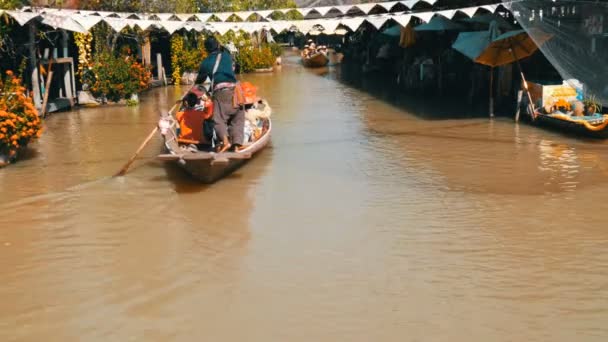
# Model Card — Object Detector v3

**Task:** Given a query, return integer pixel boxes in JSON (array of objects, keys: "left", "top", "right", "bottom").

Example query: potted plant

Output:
[
  {"left": 89, "top": 52, "right": 151, "bottom": 105},
  {"left": 583, "top": 95, "right": 601, "bottom": 116},
  {"left": 0, "top": 71, "right": 43, "bottom": 167}
]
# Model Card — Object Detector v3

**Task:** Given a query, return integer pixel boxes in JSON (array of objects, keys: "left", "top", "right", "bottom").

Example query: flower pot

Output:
[
  {"left": 126, "top": 93, "right": 139, "bottom": 106},
  {"left": 0, "top": 148, "right": 22, "bottom": 168},
  {"left": 253, "top": 67, "right": 274, "bottom": 73},
  {"left": 0, "top": 153, "right": 9, "bottom": 168},
  {"left": 77, "top": 90, "right": 100, "bottom": 106}
]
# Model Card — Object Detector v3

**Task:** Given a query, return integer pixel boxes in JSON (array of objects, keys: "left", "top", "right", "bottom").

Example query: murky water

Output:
[{"left": 1, "top": 51, "right": 607, "bottom": 341}]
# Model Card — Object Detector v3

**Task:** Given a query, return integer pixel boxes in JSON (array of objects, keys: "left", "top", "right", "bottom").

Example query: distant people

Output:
[
  {"left": 195, "top": 36, "right": 245, "bottom": 152},
  {"left": 288, "top": 32, "right": 295, "bottom": 47}
]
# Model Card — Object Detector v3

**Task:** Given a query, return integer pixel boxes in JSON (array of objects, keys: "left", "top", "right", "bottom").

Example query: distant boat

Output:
[{"left": 301, "top": 51, "right": 329, "bottom": 68}]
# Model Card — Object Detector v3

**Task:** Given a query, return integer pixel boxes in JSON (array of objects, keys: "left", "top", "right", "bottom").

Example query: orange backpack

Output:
[{"left": 233, "top": 82, "right": 258, "bottom": 107}]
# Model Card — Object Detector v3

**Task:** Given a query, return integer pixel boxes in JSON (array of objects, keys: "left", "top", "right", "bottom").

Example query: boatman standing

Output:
[{"left": 195, "top": 36, "right": 244, "bottom": 153}]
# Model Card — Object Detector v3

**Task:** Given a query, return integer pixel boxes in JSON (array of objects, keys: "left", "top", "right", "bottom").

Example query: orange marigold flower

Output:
[
  {"left": 10, "top": 134, "right": 18, "bottom": 141},
  {"left": 5, "top": 70, "right": 13, "bottom": 76}
]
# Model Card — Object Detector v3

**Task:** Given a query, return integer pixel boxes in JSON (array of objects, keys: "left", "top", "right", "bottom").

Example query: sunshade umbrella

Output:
[
  {"left": 381, "top": 24, "right": 402, "bottom": 37},
  {"left": 415, "top": 15, "right": 465, "bottom": 32},
  {"left": 452, "top": 21, "right": 501, "bottom": 116},
  {"left": 452, "top": 30, "right": 498, "bottom": 61},
  {"left": 415, "top": 15, "right": 465, "bottom": 94},
  {"left": 476, "top": 28, "right": 552, "bottom": 117},
  {"left": 475, "top": 28, "right": 552, "bottom": 67},
  {"left": 462, "top": 13, "right": 513, "bottom": 30}
]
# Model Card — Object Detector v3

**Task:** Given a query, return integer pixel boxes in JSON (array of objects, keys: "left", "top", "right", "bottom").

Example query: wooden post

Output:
[
  {"left": 60, "top": 30, "right": 74, "bottom": 107},
  {"left": 28, "top": 24, "right": 42, "bottom": 111},
  {"left": 41, "top": 70, "right": 54, "bottom": 117},
  {"left": 64, "top": 61, "right": 74, "bottom": 106},
  {"left": 515, "top": 90, "right": 523, "bottom": 122},
  {"left": 142, "top": 32, "right": 151, "bottom": 67},
  {"left": 61, "top": 30, "right": 69, "bottom": 58},
  {"left": 489, "top": 66, "right": 494, "bottom": 118},
  {"left": 156, "top": 53, "right": 163, "bottom": 81}
]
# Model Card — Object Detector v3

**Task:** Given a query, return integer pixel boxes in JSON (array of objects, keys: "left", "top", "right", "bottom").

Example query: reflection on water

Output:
[{"left": 1, "top": 55, "right": 608, "bottom": 341}]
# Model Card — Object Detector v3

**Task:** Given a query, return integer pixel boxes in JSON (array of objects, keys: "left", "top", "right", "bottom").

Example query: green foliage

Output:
[
  {"left": 80, "top": 0, "right": 196, "bottom": 13},
  {"left": 214, "top": 32, "right": 280, "bottom": 73},
  {"left": 171, "top": 34, "right": 208, "bottom": 82},
  {"left": 81, "top": 0, "right": 297, "bottom": 13},
  {"left": 267, "top": 42, "right": 282, "bottom": 58},
  {"left": 195, "top": 0, "right": 298, "bottom": 13},
  {"left": 583, "top": 94, "right": 602, "bottom": 114},
  {"left": 237, "top": 46, "right": 275, "bottom": 72},
  {"left": 0, "top": 15, "right": 12, "bottom": 52},
  {"left": 0, "top": 0, "right": 24, "bottom": 10},
  {"left": 89, "top": 51, "right": 151, "bottom": 102}
]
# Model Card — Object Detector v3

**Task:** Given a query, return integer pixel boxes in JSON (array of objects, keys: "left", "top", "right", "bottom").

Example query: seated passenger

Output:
[
  {"left": 572, "top": 101, "right": 585, "bottom": 117},
  {"left": 308, "top": 43, "right": 317, "bottom": 56},
  {"left": 176, "top": 92, "right": 212, "bottom": 145}
]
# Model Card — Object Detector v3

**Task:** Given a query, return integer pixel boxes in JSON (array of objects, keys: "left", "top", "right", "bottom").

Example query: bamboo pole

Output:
[{"left": 489, "top": 66, "right": 494, "bottom": 118}]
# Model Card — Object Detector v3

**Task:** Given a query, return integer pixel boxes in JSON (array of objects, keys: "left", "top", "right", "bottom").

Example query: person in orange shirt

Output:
[{"left": 176, "top": 92, "right": 213, "bottom": 146}]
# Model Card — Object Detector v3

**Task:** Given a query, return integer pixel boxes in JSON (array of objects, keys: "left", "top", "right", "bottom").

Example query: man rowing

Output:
[{"left": 195, "top": 36, "right": 244, "bottom": 153}]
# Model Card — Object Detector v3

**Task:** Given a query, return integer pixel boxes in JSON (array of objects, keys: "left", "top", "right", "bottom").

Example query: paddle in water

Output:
[{"left": 114, "top": 87, "right": 193, "bottom": 177}]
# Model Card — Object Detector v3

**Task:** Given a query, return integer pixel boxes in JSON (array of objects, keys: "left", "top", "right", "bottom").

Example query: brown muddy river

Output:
[{"left": 1, "top": 52, "right": 608, "bottom": 341}]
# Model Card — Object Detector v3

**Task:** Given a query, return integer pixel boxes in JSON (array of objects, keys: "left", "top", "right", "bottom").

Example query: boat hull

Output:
[
  {"left": 177, "top": 157, "right": 249, "bottom": 183},
  {"left": 302, "top": 52, "right": 329, "bottom": 68},
  {"left": 530, "top": 114, "right": 608, "bottom": 139},
  {"left": 159, "top": 119, "right": 272, "bottom": 183}
]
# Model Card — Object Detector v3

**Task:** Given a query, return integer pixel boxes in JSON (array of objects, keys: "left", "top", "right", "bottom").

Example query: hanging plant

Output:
[
  {"left": 170, "top": 35, "right": 184, "bottom": 83},
  {"left": 74, "top": 32, "right": 93, "bottom": 85}
]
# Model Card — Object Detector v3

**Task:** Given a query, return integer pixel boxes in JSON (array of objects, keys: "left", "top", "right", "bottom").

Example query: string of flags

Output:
[{"left": 1, "top": 2, "right": 503, "bottom": 35}]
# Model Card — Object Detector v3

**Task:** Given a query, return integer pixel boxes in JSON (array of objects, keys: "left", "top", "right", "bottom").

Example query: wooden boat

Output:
[
  {"left": 157, "top": 110, "right": 272, "bottom": 183},
  {"left": 301, "top": 51, "right": 329, "bottom": 68},
  {"left": 529, "top": 112, "right": 608, "bottom": 139}
]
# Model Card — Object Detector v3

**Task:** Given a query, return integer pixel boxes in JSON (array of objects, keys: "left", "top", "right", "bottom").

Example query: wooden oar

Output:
[{"left": 114, "top": 87, "right": 192, "bottom": 177}]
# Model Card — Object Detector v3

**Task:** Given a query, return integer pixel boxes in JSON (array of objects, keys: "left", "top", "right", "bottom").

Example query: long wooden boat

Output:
[
  {"left": 301, "top": 51, "right": 329, "bottom": 68},
  {"left": 157, "top": 114, "right": 271, "bottom": 183},
  {"left": 528, "top": 112, "right": 608, "bottom": 139}
]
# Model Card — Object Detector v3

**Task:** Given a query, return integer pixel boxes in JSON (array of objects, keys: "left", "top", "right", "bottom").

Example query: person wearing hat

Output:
[{"left": 195, "top": 36, "right": 244, "bottom": 152}]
